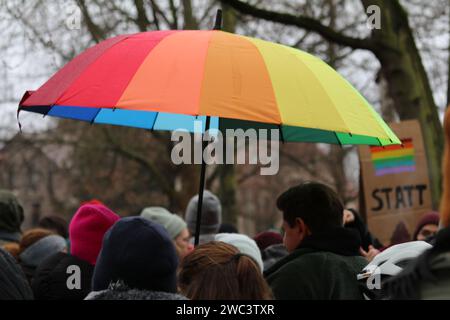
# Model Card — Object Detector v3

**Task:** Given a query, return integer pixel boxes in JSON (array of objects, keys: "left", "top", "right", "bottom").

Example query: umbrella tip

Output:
[
  {"left": 214, "top": 9, "right": 223, "bottom": 30},
  {"left": 16, "top": 107, "right": 23, "bottom": 133}
]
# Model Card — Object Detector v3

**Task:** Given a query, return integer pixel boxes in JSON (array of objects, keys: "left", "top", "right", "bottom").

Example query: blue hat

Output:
[{"left": 92, "top": 217, "right": 179, "bottom": 293}]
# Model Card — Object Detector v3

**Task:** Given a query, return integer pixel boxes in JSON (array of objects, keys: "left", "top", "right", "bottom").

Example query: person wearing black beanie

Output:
[{"left": 88, "top": 217, "right": 186, "bottom": 300}]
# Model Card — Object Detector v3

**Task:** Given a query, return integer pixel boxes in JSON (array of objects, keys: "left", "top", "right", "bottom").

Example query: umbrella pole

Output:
[
  {"left": 194, "top": 9, "right": 223, "bottom": 247},
  {"left": 194, "top": 116, "right": 211, "bottom": 246}
]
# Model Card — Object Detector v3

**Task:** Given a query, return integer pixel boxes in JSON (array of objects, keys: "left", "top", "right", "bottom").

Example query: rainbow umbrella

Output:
[{"left": 18, "top": 11, "right": 400, "bottom": 244}]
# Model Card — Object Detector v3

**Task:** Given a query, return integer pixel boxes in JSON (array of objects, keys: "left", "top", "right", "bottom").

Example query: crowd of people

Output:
[{"left": 0, "top": 182, "right": 449, "bottom": 300}]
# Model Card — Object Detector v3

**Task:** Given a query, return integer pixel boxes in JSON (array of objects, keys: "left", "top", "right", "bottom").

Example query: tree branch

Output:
[
  {"left": 182, "top": 0, "right": 198, "bottom": 29},
  {"left": 220, "top": 0, "right": 375, "bottom": 51},
  {"left": 133, "top": 0, "right": 151, "bottom": 32},
  {"left": 150, "top": 0, "right": 173, "bottom": 29},
  {"left": 169, "top": 0, "right": 179, "bottom": 29},
  {"left": 101, "top": 127, "right": 178, "bottom": 203},
  {"left": 76, "top": 0, "right": 106, "bottom": 43},
  {"left": 4, "top": 4, "right": 72, "bottom": 61}
]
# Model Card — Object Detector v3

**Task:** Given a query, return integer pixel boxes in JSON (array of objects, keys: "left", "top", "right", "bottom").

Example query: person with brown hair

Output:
[
  {"left": 2, "top": 242, "right": 20, "bottom": 259},
  {"left": 18, "top": 228, "right": 66, "bottom": 283},
  {"left": 178, "top": 241, "right": 273, "bottom": 300},
  {"left": 19, "top": 228, "right": 54, "bottom": 252}
]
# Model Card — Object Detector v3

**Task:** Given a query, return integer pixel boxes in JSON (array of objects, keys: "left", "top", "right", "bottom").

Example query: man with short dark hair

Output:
[{"left": 265, "top": 182, "right": 366, "bottom": 300}]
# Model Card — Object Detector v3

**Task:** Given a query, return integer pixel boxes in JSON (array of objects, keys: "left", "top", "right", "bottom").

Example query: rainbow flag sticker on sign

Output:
[{"left": 370, "top": 138, "right": 415, "bottom": 176}]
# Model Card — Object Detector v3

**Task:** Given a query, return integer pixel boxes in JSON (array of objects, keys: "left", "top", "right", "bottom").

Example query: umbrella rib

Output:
[
  {"left": 335, "top": 132, "right": 343, "bottom": 147},
  {"left": 150, "top": 112, "right": 159, "bottom": 131},
  {"left": 376, "top": 137, "right": 382, "bottom": 147},
  {"left": 90, "top": 108, "right": 102, "bottom": 125},
  {"left": 279, "top": 125, "right": 285, "bottom": 144}
]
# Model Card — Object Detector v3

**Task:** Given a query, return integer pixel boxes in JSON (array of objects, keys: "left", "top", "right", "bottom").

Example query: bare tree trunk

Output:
[
  {"left": 216, "top": 3, "right": 238, "bottom": 228},
  {"left": 222, "top": 2, "right": 237, "bottom": 32},
  {"left": 376, "top": 70, "right": 398, "bottom": 123},
  {"left": 182, "top": 0, "right": 198, "bottom": 29},
  {"left": 325, "top": 0, "right": 350, "bottom": 204},
  {"left": 362, "top": 0, "right": 444, "bottom": 209},
  {"left": 218, "top": 163, "right": 237, "bottom": 226}
]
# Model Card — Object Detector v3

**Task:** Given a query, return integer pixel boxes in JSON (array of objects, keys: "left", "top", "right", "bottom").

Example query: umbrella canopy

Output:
[{"left": 19, "top": 30, "right": 399, "bottom": 146}]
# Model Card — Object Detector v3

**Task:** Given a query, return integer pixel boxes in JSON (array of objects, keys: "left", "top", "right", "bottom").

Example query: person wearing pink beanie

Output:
[{"left": 69, "top": 204, "right": 120, "bottom": 265}]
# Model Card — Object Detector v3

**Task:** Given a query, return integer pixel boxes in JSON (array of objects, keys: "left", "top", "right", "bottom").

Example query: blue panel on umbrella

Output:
[
  {"left": 94, "top": 109, "right": 157, "bottom": 129},
  {"left": 153, "top": 113, "right": 219, "bottom": 133},
  {"left": 48, "top": 106, "right": 100, "bottom": 122}
]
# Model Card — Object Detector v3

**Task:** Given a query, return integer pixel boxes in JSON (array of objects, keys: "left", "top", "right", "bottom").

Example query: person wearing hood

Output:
[
  {"left": 265, "top": 182, "right": 367, "bottom": 300},
  {"left": 17, "top": 228, "right": 67, "bottom": 284},
  {"left": 390, "top": 221, "right": 412, "bottom": 246},
  {"left": 343, "top": 209, "right": 382, "bottom": 262},
  {"left": 215, "top": 233, "right": 264, "bottom": 273},
  {"left": 0, "top": 247, "right": 33, "bottom": 300},
  {"left": 185, "top": 190, "right": 222, "bottom": 245},
  {"left": 343, "top": 208, "right": 383, "bottom": 251},
  {"left": 140, "top": 207, "right": 192, "bottom": 259},
  {"left": 87, "top": 216, "right": 186, "bottom": 300},
  {"left": 0, "top": 190, "right": 24, "bottom": 247},
  {"left": 32, "top": 204, "right": 120, "bottom": 300},
  {"left": 254, "top": 231, "right": 288, "bottom": 271}
]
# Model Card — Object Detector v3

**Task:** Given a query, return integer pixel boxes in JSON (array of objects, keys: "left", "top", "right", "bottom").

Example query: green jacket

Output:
[{"left": 265, "top": 228, "right": 367, "bottom": 300}]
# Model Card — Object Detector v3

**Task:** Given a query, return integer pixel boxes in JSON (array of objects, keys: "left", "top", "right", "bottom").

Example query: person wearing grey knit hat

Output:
[
  {"left": 185, "top": 190, "right": 222, "bottom": 245},
  {"left": 141, "top": 207, "right": 192, "bottom": 259},
  {"left": 215, "top": 233, "right": 264, "bottom": 273}
]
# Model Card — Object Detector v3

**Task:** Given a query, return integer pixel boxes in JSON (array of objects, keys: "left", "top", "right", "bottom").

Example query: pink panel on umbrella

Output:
[
  {"left": 22, "top": 34, "right": 129, "bottom": 107},
  {"left": 55, "top": 31, "right": 178, "bottom": 108}
]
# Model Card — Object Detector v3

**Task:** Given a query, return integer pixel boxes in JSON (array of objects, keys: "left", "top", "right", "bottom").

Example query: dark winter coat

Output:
[
  {"left": 262, "top": 243, "right": 288, "bottom": 272},
  {"left": 265, "top": 227, "right": 366, "bottom": 300},
  {"left": 32, "top": 252, "right": 94, "bottom": 300},
  {"left": 0, "top": 247, "right": 33, "bottom": 300}
]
